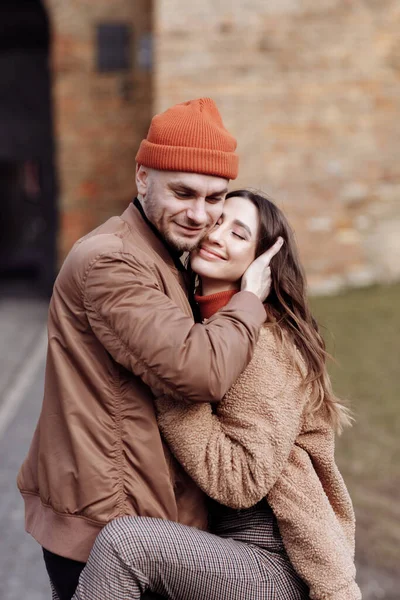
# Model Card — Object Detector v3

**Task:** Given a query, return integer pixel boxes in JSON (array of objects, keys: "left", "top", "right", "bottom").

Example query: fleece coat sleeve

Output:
[
  {"left": 156, "top": 327, "right": 306, "bottom": 508},
  {"left": 268, "top": 446, "right": 360, "bottom": 600}
]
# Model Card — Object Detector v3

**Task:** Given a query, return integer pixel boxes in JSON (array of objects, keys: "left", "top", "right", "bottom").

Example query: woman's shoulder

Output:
[
  {"left": 239, "top": 325, "right": 295, "bottom": 384},
  {"left": 257, "top": 325, "right": 307, "bottom": 377},
  {"left": 258, "top": 325, "right": 293, "bottom": 359},
  {"left": 221, "top": 325, "right": 305, "bottom": 410}
]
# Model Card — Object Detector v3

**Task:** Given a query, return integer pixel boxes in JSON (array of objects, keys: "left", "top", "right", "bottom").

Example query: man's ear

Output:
[{"left": 136, "top": 164, "right": 149, "bottom": 197}]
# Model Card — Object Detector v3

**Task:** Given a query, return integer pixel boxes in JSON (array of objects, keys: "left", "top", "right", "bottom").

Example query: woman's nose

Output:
[{"left": 206, "top": 226, "right": 224, "bottom": 245}]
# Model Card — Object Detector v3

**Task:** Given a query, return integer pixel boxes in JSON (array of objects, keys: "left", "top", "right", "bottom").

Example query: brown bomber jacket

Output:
[{"left": 17, "top": 201, "right": 266, "bottom": 562}]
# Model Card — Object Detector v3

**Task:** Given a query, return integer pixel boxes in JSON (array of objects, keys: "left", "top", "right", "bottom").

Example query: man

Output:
[{"left": 18, "top": 98, "right": 281, "bottom": 599}]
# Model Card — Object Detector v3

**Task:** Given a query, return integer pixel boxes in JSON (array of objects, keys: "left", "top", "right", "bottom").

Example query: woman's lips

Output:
[{"left": 198, "top": 247, "right": 226, "bottom": 261}]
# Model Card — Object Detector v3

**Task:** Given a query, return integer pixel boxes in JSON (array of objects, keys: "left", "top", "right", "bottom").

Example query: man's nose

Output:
[{"left": 186, "top": 200, "right": 208, "bottom": 226}]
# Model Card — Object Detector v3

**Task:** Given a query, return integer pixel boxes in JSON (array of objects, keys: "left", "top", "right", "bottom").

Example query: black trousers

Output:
[{"left": 43, "top": 548, "right": 166, "bottom": 600}]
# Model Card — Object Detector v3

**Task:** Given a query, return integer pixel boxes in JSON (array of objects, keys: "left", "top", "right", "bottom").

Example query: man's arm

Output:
[{"left": 83, "top": 252, "right": 265, "bottom": 403}]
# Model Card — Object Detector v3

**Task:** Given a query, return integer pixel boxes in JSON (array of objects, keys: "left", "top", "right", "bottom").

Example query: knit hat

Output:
[{"left": 135, "top": 98, "right": 239, "bottom": 180}]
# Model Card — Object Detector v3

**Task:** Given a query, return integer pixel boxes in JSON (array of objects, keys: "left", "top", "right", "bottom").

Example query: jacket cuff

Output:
[
  {"left": 315, "top": 580, "right": 362, "bottom": 600},
  {"left": 225, "top": 291, "right": 266, "bottom": 326}
]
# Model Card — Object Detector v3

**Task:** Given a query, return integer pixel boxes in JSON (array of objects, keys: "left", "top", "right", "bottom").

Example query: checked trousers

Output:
[{"left": 72, "top": 501, "right": 309, "bottom": 600}]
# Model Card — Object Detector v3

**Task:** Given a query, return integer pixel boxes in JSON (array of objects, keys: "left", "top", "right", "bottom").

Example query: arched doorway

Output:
[{"left": 0, "top": 0, "right": 57, "bottom": 297}]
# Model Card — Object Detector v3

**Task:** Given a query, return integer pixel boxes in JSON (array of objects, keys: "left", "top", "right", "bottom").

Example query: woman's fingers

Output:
[
  {"left": 259, "top": 237, "right": 284, "bottom": 266},
  {"left": 241, "top": 237, "right": 284, "bottom": 302}
]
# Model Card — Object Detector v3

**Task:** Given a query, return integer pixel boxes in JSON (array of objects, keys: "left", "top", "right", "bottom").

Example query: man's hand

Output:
[{"left": 241, "top": 237, "right": 284, "bottom": 302}]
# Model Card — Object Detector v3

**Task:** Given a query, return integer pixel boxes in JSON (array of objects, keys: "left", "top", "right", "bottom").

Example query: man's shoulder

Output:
[
  {"left": 55, "top": 214, "right": 160, "bottom": 297},
  {"left": 68, "top": 214, "right": 153, "bottom": 269}
]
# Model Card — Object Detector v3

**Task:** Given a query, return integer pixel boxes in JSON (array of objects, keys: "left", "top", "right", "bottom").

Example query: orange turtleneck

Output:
[{"left": 194, "top": 289, "right": 238, "bottom": 320}]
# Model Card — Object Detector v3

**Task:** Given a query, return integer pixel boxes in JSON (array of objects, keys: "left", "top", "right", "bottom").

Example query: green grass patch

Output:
[{"left": 311, "top": 283, "right": 400, "bottom": 572}]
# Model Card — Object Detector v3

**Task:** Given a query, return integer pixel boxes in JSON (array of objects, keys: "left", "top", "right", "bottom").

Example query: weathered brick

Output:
[
  {"left": 154, "top": 0, "right": 400, "bottom": 292},
  {"left": 44, "top": 0, "right": 152, "bottom": 265},
  {"left": 43, "top": 0, "right": 399, "bottom": 292}
]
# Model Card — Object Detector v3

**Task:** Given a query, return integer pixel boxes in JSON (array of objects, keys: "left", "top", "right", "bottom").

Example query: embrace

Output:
[{"left": 18, "top": 98, "right": 361, "bottom": 600}]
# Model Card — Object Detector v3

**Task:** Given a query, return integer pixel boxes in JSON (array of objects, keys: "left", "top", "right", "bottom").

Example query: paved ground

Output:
[
  {"left": 0, "top": 294, "right": 50, "bottom": 600},
  {"left": 0, "top": 292, "right": 398, "bottom": 600}
]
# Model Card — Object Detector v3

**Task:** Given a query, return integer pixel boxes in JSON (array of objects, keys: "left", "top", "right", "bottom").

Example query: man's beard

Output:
[
  {"left": 163, "top": 229, "right": 203, "bottom": 253},
  {"left": 144, "top": 184, "right": 207, "bottom": 253}
]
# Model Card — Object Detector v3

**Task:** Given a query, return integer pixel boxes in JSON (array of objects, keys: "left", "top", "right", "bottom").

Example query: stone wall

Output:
[
  {"left": 44, "top": 0, "right": 153, "bottom": 258},
  {"left": 154, "top": 0, "right": 400, "bottom": 293}
]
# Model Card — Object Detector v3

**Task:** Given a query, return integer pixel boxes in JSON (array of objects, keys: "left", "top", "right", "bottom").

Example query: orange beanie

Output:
[{"left": 135, "top": 98, "right": 239, "bottom": 180}]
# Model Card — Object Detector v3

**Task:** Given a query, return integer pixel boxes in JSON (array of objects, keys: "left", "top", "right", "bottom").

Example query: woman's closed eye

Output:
[{"left": 232, "top": 231, "right": 247, "bottom": 241}]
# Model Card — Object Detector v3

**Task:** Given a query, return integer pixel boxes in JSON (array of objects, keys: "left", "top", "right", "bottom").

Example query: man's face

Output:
[{"left": 136, "top": 166, "right": 229, "bottom": 252}]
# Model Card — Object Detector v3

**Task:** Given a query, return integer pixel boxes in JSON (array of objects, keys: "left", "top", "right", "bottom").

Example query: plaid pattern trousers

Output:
[{"left": 72, "top": 502, "right": 309, "bottom": 600}]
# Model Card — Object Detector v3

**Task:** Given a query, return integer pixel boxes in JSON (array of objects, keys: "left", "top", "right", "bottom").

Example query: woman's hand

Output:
[{"left": 241, "top": 237, "right": 284, "bottom": 301}]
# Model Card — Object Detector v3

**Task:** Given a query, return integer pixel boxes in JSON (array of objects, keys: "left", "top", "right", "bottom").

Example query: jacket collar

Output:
[{"left": 120, "top": 198, "right": 186, "bottom": 273}]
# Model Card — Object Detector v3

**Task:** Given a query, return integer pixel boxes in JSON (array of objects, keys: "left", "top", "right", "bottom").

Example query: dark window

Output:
[{"left": 96, "top": 23, "right": 132, "bottom": 72}]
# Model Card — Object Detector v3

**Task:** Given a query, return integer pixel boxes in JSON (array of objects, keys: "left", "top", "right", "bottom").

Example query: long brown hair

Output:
[{"left": 225, "top": 189, "right": 352, "bottom": 433}]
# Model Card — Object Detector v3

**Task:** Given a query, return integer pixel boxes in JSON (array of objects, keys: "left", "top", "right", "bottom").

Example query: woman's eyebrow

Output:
[{"left": 233, "top": 219, "right": 252, "bottom": 236}]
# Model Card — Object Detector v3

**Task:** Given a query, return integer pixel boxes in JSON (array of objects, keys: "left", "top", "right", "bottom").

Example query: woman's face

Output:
[{"left": 190, "top": 195, "right": 259, "bottom": 288}]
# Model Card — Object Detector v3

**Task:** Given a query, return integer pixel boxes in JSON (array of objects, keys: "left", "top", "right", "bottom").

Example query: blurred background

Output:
[{"left": 0, "top": 0, "right": 399, "bottom": 598}]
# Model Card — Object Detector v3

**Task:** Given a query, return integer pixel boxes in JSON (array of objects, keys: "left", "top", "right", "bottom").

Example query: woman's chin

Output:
[
  {"left": 191, "top": 256, "right": 215, "bottom": 278},
  {"left": 192, "top": 266, "right": 218, "bottom": 280}
]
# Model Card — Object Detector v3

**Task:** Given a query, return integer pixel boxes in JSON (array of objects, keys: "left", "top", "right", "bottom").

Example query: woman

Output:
[{"left": 73, "top": 191, "right": 361, "bottom": 600}]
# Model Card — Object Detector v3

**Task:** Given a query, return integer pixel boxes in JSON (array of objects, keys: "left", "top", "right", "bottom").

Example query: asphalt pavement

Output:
[
  {"left": 0, "top": 294, "right": 50, "bottom": 600},
  {"left": 0, "top": 290, "right": 398, "bottom": 600}
]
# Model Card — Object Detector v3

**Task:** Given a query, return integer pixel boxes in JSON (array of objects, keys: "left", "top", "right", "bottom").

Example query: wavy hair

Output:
[{"left": 224, "top": 189, "right": 352, "bottom": 433}]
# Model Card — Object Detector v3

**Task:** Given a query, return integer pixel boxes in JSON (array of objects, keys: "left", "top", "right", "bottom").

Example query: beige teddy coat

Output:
[{"left": 156, "top": 326, "right": 362, "bottom": 600}]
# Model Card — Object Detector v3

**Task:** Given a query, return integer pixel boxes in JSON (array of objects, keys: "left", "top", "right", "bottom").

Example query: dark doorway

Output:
[{"left": 0, "top": 0, "right": 57, "bottom": 297}]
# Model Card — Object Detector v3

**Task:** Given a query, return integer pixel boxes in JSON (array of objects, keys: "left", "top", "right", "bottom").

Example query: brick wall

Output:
[
  {"left": 43, "top": 0, "right": 400, "bottom": 292},
  {"left": 44, "top": 0, "right": 153, "bottom": 259},
  {"left": 155, "top": 0, "right": 400, "bottom": 293}
]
